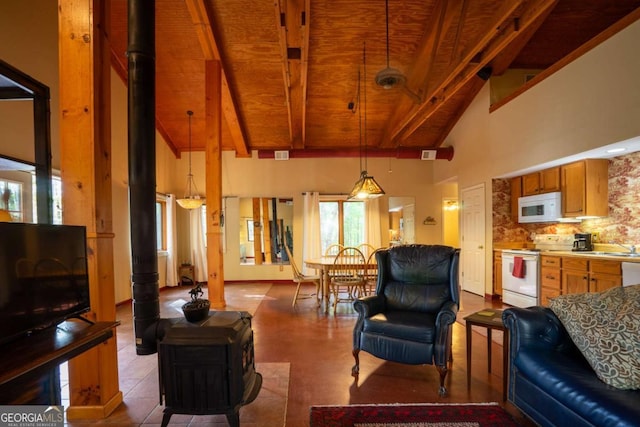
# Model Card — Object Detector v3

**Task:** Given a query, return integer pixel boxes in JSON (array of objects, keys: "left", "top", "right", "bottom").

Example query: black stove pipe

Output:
[{"left": 127, "top": 0, "right": 160, "bottom": 355}]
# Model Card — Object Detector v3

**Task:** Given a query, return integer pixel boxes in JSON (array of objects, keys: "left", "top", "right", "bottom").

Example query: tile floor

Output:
[{"left": 59, "top": 283, "right": 533, "bottom": 426}]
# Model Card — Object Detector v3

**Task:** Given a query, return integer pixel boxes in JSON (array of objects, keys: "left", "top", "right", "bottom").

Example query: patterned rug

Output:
[{"left": 309, "top": 402, "right": 520, "bottom": 427}]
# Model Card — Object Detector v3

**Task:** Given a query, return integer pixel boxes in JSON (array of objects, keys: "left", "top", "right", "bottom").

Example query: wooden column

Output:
[
  {"left": 58, "top": 0, "right": 122, "bottom": 418},
  {"left": 262, "top": 198, "right": 272, "bottom": 263},
  {"left": 252, "top": 198, "right": 264, "bottom": 265},
  {"left": 205, "top": 60, "right": 225, "bottom": 308}
]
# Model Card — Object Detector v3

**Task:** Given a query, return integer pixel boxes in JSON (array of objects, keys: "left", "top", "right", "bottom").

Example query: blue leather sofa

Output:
[{"left": 503, "top": 306, "right": 640, "bottom": 427}]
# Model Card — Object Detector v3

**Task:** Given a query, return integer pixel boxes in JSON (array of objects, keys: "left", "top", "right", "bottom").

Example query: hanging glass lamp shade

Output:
[
  {"left": 176, "top": 173, "right": 203, "bottom": 209},
  {"left": 177, "top": 110, "right": 204, "bottom": 210},
  {"left": 347, "top": 43, "right": 385, "bottom": 201},
  {"left": 348, "top": 170, "right": 385, "bottom": 200}
]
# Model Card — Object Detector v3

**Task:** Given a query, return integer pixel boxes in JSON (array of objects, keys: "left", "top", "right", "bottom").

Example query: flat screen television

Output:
[{"left": 0, "top": 222, "right": 91, "bottom": 345}]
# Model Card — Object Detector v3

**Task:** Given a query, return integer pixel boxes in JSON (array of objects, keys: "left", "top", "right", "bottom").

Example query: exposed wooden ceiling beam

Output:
[
  {"left": 275, "top": 0, "right": 309, "bottom": 149},
  {"left": 385, "top": 0, "right": 562, "bottom": 146},
  {"left": 379, "top": 0, "right": 461, "bottom": 147},
  {"left": 185, "top": 0, "right": 250, "bottom": 157}
]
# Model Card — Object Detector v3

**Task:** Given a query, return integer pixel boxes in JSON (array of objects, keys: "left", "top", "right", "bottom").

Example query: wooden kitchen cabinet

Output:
[
  {"left": 561, "top": 159, "right": 609, "bottom": 218},
  {"left": 493, "top": 251, "right": 503, "bottom": 295},
  {"left": 522, "top": 167, "right": 560, "bottom": 196},
  {"left": 561, "top": 256, "right": 621, "bottom": 295},
  {"left": 540, "top": 255, "right": 561, "bottom": 306},
  {"left": 562, "top": 257, "right": 589, "bottom": 295},
  {"left": 589, "top": 259, "right": 621, "bottom": 292}
]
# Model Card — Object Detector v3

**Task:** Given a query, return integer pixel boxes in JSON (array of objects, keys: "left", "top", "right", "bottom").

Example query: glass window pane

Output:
[
  {"left": 155, "top": 201, "right": 163, "bottom": 250},
  {"left": 343, "top": 201, "right": 365, "bottom": 247},
  {"left": 319, "top": 201, "right": 339, "bottom": 254}
]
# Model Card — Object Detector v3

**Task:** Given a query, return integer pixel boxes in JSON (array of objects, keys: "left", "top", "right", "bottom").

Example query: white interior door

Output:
[
  {"left": 461, "top": 184, "right": 485, "bottom": 296},
  {"left": 403, "top": 204, "right": 415, "bottom": 244}
]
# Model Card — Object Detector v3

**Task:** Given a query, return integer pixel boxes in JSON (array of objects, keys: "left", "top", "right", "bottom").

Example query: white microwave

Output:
[{"left": 518, "top": 192, "right": 562, "bottom": 223}]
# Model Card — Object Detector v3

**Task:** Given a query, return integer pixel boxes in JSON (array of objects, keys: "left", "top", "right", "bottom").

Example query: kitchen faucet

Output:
[{"left": 611, "top": 241, "right": 637, "bottom": 254}]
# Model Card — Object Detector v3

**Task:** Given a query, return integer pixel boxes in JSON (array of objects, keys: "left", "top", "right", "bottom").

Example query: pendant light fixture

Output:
[
  {"left": 176, "top": 110, "right": 204, "bottom": 210},
  {"left": 348, "top": 42, "right": 385, "bottom": 200}
]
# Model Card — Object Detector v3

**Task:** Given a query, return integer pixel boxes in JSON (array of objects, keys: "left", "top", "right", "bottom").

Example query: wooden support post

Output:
[
  {"left": 205, "top": 60, "right": 226, "bottom": 308},
  {"left": 261, "top": 198, "right": 272, "bottom": 263},
  {"left": 58, "top": 0, "right": 122, "bottom": 419},
  {"left": 252, "top": 198, "right": 264, "bottom": 265}
]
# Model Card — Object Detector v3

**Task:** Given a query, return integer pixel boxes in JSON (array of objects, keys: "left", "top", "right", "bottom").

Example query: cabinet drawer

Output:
[
  {"left": 589, "top": 259, "right": 621, "bottom": 275},
  {"left": 562, "top": 257, "right": 588, "bottom": 271},
  {"left": 540, "top": 287, "right": 561, "bottom": 306},
  {"left": 541, "top": 256, "right": 561, "bottom": 267},
  {"left": 540, "top": 267, "right": 561, "bottom": 289}
]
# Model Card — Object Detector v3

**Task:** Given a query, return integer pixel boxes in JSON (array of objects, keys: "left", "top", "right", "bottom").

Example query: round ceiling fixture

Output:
[{"left": 375, "top": 66, "right": 406, "bottom": 89}]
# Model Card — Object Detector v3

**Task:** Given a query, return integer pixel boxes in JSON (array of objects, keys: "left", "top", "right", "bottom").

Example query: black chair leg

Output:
[
  {"left": 351, "top": 348, "right": 360, "bottom": 377},
  {"left": 436, "top": 365, "right": 448, "bottom": 397}
]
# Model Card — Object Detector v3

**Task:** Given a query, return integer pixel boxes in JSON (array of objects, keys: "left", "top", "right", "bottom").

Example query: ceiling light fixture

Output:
[
  {"left": 176, "top": 110, "right": 204, "bottom": 210},
  {"left": 375, "top": 0, "right": 406, "bottom": 90},
  {"left": 348, "top": 42, "right": 385, "bottom": 201}
]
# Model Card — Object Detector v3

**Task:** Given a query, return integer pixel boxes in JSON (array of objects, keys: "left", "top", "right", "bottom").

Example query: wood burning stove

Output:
[{"left": 158, "top": 311, "right": 262, "bottom": 427}]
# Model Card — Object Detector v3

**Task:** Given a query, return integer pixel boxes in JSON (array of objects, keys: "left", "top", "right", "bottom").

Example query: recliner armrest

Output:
[
  {"left": 502, "top": 306, "right": 576, "bottom": 353},
  {"left": 436, "top": 300, "right": 458, "bottom": 327},
  {"left": 353, "top": 295, "right": 385, "bottom": 317}
]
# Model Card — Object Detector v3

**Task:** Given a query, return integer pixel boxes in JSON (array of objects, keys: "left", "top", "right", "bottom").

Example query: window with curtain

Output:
[
  {"left": 155, "top": 198, "right": 166, "bottom": 250},
  {"left": 319, "top": 200, "right": 364, "bottom": 253}
]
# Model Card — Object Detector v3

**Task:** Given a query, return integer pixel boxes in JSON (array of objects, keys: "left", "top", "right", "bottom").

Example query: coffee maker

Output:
[{"left": 573, "top": 233, "right": 593, "bottom": 251}]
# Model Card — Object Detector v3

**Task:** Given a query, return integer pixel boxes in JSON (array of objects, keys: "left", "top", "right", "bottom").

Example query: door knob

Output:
[{"left": 478, "top": 245, "right": 484, "bottom": 249}]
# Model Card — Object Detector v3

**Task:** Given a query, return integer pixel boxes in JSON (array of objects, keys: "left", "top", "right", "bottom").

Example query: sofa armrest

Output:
[{"left": 502, "top": 306, "right": 575, "bottom": 354}]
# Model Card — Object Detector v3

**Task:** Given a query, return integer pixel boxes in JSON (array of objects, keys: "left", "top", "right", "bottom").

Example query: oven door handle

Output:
[{"left": 503, "top": 255, "right": 539, "bottom": 263}]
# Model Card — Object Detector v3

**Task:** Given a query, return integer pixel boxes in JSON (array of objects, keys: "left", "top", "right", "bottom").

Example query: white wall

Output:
[
  {"left": 0, "top": 1, "right": 59, "bottom": 166},
  {"left": 435, "top": 20, "right": 640, "bottom": 294},
  {"left": 209, "top": 151, "right": 450, "bottom": 281}
]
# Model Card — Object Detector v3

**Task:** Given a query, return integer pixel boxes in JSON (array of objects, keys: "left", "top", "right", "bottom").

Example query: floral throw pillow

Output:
[{"left": 549, "top": 285, "right": 640, "bottom": 390}]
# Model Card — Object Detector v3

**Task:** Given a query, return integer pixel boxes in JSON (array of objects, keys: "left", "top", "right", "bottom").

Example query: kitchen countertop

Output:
[
  {"left": 494, "top": 246, "right": 640, "bottom": 262},
  {"left": 537, "top": 250, "right": 640, "bottom": 262}
]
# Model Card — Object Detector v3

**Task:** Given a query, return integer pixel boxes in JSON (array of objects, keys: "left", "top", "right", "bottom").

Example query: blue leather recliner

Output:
[
  {"left": 503, "top": 306, "right": 640, "bottom": 427},
  {"left": 352, "top": 244, "right": 460, "bottom": 396}
]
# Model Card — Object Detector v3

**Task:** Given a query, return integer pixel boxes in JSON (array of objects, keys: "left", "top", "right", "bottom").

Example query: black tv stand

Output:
[
  {"left": 70, "top": 313, "right": 96, "bottom": 326},
  {"left": 0, "top": 319, "right": 118, "bottom": 404}
]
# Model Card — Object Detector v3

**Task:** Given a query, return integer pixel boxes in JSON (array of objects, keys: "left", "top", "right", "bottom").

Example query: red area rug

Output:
[{"left": 309, "top": 402, "right": 520, "bottom": 427}]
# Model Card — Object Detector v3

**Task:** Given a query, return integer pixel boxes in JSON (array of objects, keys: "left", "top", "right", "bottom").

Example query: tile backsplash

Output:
[{"left": 493, "top": 151, "right": 640, "bottom": 245}]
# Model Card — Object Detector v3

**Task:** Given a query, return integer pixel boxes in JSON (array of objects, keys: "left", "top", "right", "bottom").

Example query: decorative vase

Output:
[{"left": 181, "top": 298, "right": 210, "bottom": 322}]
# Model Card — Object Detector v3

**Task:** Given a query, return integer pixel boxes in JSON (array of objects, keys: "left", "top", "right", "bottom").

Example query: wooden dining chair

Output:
[
  {"left": 284, "top": 244, "right": 321, "bottom": 307},
  {"left": 357, "top": 243, "right": 376, "bottom": 258},
  {"left": 329, "top": 247, "right": 366, "bottom": 314},
  {"left": 363, "top": 248, "right": 382, "bottom": 296},
  {"left": 324, "top": 243, "right": 344, "bottom": 256}
]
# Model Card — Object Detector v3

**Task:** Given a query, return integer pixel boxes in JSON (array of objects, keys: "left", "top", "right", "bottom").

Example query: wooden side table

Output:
[{"left": 464, "top": 309, "right": 508, "bottom": 401}]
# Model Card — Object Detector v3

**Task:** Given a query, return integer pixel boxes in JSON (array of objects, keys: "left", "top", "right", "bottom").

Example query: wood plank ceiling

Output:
[{"left": 108, "top": 1, "right": 640, "bottom": 159}]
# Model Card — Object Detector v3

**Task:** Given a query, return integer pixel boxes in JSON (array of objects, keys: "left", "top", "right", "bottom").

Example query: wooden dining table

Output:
[{"left": 304, "top": 256, "right": 374, "bottom": 313}]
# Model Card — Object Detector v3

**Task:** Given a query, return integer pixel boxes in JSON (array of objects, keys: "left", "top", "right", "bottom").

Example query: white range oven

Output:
[
  {"left": 502, "top": 249, "right": 540, "bottom": 307},
  {"left": 501, "top": 234, "right": 575, "bottom": 308}
]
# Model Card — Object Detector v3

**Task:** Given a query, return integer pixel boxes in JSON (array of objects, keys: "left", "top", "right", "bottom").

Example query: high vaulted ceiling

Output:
[{"left": 107, "top": 1, "right": 640, "bottom": 160}]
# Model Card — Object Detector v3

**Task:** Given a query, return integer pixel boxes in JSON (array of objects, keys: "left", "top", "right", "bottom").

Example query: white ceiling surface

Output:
[{"left": 496, "top": 135, "right": 640, "bottom": 179}]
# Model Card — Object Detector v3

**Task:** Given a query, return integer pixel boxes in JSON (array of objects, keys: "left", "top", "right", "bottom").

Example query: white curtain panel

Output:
[
  {"left": 302, "top": 191, "right": 321, "bottom": 275},
  {"left": 365, "top": 198, "right": 382, "bottom": 250},
  {"left": 190, "top": 208, "right": 208, "bottom": 282},
  {"left": 165, "top": 194, "right": 179, "bottom": 286}
]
